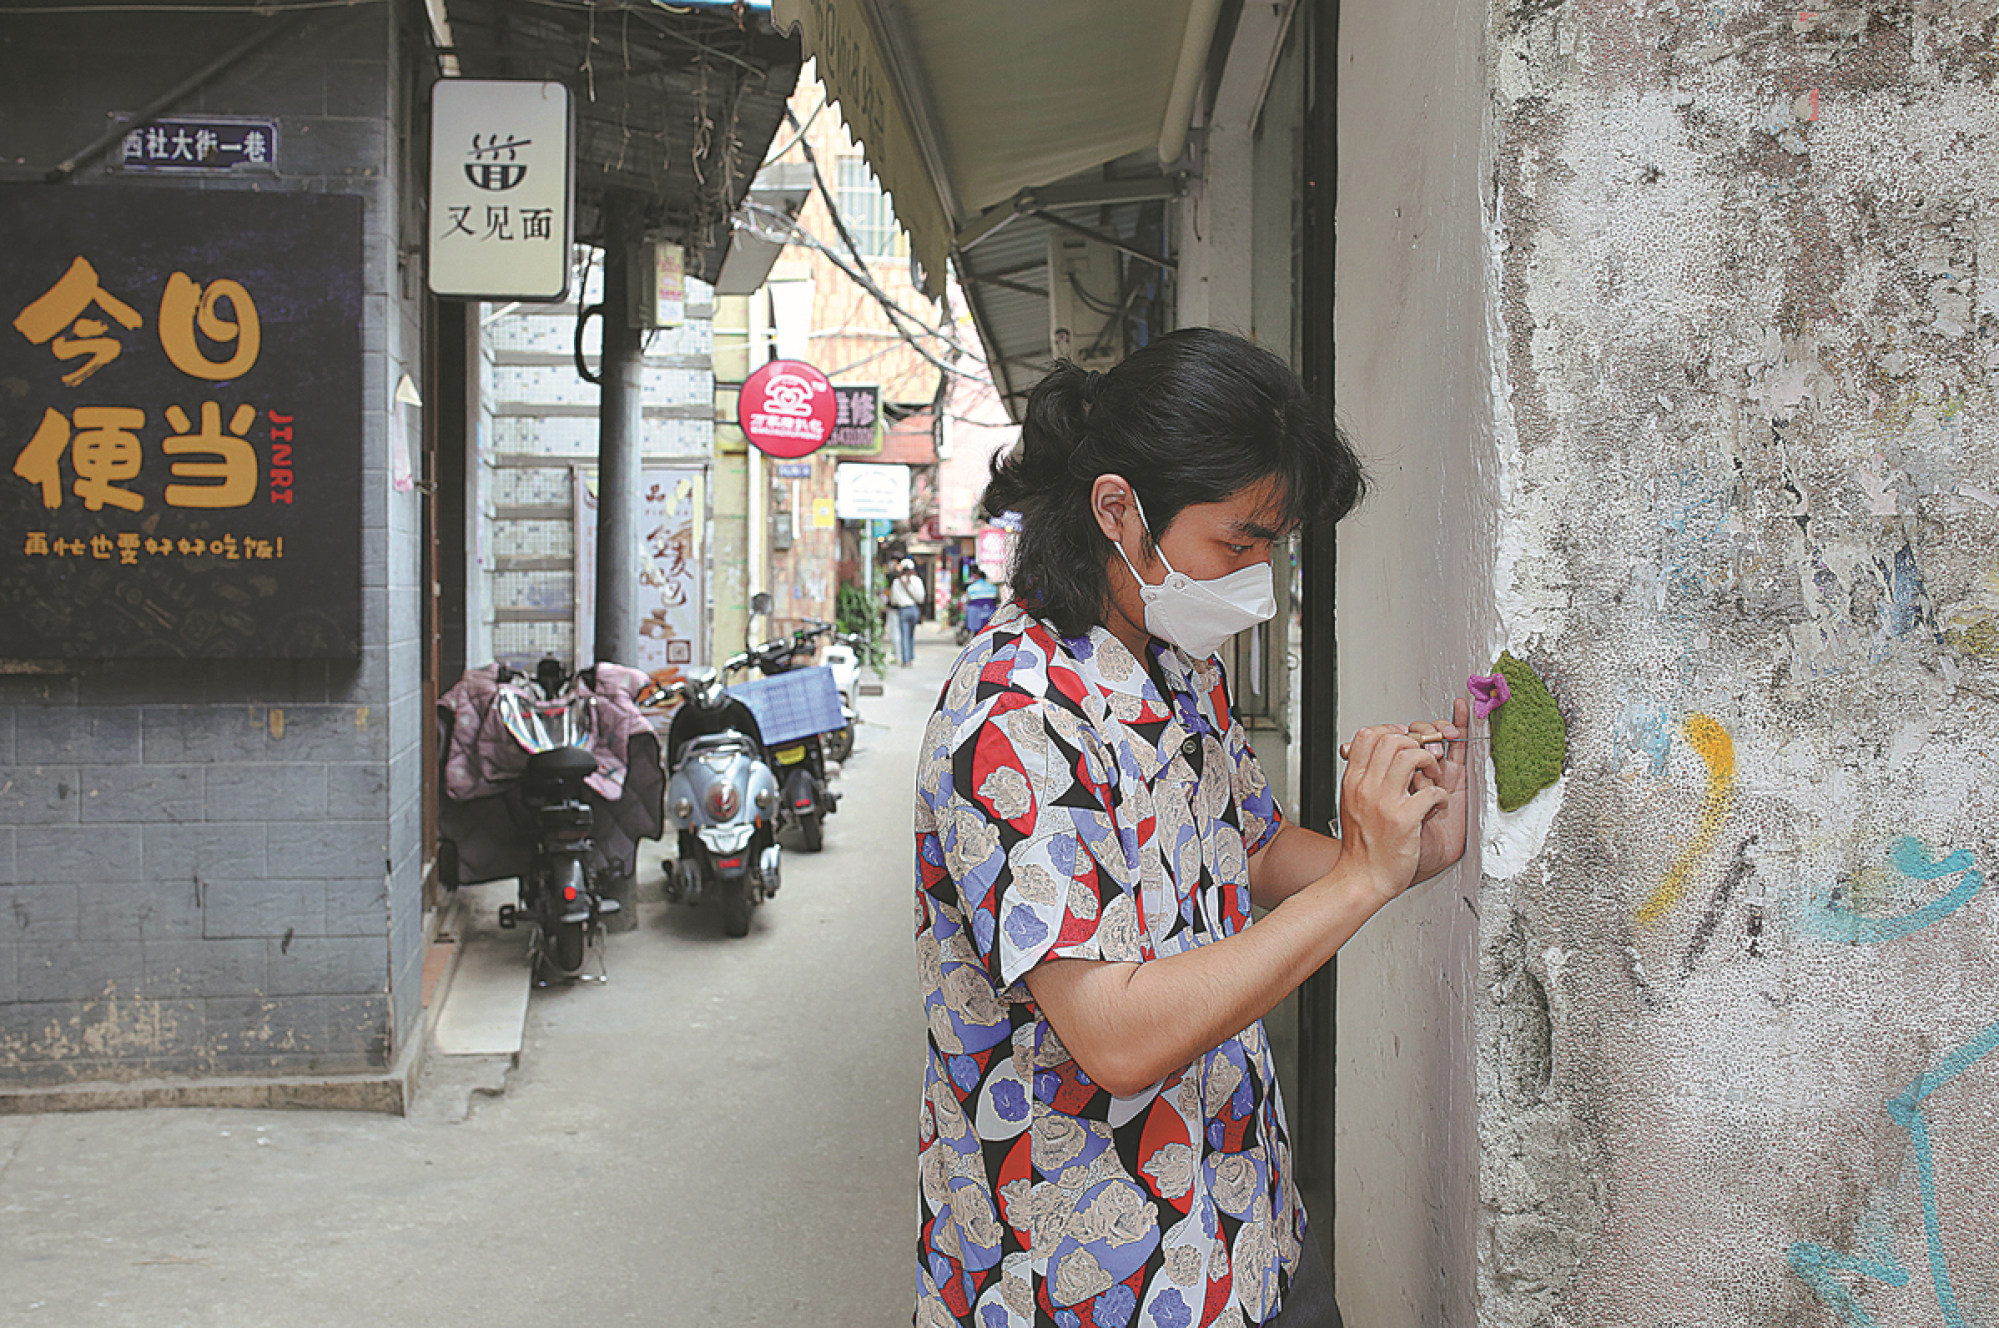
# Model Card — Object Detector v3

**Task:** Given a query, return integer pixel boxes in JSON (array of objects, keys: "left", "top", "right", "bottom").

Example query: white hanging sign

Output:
[
  {"left": 427, "top": 79, "right": 574, "bottom": 301},
  {"left": 835, "top": 462, "right": 911, "bottom": 521}
]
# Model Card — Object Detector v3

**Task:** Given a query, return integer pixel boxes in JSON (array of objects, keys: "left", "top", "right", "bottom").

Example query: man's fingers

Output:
[
  {"left": 1384, "top": 739, "right": 1441, "bottom": 781},
  {"left": 1339, "top": 724, "right": 1406, "bottom": 764},
  {"left": 1360, "top": 735, "right": 1421, "bottom": 788}
]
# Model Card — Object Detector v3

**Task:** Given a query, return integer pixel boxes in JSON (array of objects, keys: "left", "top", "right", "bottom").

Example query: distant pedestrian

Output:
[
  {"left": 888, "top": 558, "right": 925, "bottom": 666},
  {"left": 911, "top": 328, "right": 1468, "bottom": 1327}
]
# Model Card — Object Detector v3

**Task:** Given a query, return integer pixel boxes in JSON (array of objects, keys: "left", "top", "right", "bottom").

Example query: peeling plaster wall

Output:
[
  {"left": 1333, "top": 0, "right": 1496, "bottom": 1321},
  {"left": 1478, "top": 3, "right": 1999, "bottom": 1326}
]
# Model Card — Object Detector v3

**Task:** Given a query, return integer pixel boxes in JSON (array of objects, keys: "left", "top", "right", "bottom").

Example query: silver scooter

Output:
[{"left": 661, "top": 669, "right": 783, "bottom": 937}]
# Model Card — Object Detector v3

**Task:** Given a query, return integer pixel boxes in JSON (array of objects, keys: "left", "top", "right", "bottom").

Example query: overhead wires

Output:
[{"left": 757, "top": 107, "right": 988, "bottom": 392}]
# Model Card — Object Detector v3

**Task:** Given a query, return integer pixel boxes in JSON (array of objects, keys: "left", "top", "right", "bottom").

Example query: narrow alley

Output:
[{"left": 0, "top": 631, "right": 953, "bottom": 1328}]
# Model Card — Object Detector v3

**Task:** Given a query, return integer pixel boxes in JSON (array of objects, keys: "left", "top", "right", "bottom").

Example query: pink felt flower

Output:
[{"left": 1468, "top": 672, "right": 1511, "bottom": 720}]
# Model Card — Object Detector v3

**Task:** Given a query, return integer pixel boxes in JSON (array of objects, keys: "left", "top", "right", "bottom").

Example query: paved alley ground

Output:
[{"left": 0, "top": 628, "right": 957, "bottom": 1328}]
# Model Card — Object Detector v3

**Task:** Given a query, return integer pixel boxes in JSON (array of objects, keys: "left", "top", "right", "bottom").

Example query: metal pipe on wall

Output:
[{"left": 594, "top": 193, "right": 644, "bottom": 669}]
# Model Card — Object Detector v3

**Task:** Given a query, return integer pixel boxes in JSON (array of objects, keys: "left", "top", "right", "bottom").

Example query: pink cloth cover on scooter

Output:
[
  {"left": 435, "top": 662, "right": 666, "bottom": 886},
  {"left": 439, "top": 661, "right": 654, "bottom": 803}
]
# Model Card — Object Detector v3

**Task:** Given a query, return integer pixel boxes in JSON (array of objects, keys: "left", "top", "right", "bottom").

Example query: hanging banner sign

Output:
[
  {"left": 427, "top": 79, "right": 574, "bottom": 301},
  {"left": 737, "top": 358, "right": 836, "bottom": 459},
  {"left": 0, "top": 186, "right": 363, "bottom": 659},
  {"left": 976, "top": 524, "right": 1013, "bottom": 580}
]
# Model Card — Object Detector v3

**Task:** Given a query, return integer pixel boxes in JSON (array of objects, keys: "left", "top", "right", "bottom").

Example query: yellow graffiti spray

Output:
[{"left": 1637, "top": 713, "right": 1736, "bottom": 925}]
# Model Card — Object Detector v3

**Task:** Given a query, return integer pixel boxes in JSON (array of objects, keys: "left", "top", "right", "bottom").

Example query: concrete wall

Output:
[
  {"left": 1332, "top": 0, "right": 1495, "bottom": 1321},
  {"left": 1334, "top": 1, "right": 1999, "bottom": 1323},
  {"left": 1472, "top": 2, "right": 1999, "bottom": 1325},
  {"left": 0, "top": 8, "right": 428, "bottom": 1084}
]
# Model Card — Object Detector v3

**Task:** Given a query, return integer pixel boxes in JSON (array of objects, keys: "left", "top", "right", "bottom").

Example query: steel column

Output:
[{"left": 593, "top": 194, "right": 644, "bottom": 669}]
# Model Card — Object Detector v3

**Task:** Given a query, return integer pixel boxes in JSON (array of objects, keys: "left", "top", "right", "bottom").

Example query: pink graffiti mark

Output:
[{"left": 1467, "top": 673, "right": 1510, "bottom": 720}]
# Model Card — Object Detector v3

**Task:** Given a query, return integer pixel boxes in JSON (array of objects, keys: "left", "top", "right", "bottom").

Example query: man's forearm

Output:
[
  {"left": 1024, "top": 856, "right": 1388, "bottom": 1097},
  {"left": 1246, "top": 820, "right": 1345, "bottom": 910}
]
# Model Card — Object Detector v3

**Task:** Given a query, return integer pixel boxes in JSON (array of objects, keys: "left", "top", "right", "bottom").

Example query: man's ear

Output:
[{"left": 1090, "top": 474, "right": 1132, "bottom": 544}]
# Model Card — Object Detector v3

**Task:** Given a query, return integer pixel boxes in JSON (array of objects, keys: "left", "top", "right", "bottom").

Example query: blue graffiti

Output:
[
  {"left": 1787, "top": 1240, "right": 1910, "bottom": 1328},
  {"left": 1612, "top": 702, "right": 1675, "bottom": 778},
  {"left": 1879, "top": 542, "right": 1941, "bottom": 644},
  {"left": 1788, "top": 1019, "right": 1999, "bottom": 1328},
  {"left": 1790, "top": 839, "right": 1983, "bottom": 945},
  {"left": 1786, "top": 837, "right": 1997, "bottom": 1327}
]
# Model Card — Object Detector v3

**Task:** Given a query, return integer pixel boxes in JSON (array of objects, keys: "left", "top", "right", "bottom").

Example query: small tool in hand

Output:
[{"left": 1339, "top": 732, "right": 1489, "bottom": 760}]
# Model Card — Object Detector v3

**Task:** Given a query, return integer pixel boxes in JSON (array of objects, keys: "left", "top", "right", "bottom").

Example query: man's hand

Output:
[
  {"left": 1029, "top": 705, "right": 1471, "bottom": 1094},
  {"left": 1407, "top": 696, "right": 1471, "bottom": 882},
  {"left": 1336, "top": 722, "right": 1451, "bottom": 906}
]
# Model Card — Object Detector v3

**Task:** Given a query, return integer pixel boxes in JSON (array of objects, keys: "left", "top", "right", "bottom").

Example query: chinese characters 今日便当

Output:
[{"left": 10, "top": 256, "right": 285, "bottom": 538}]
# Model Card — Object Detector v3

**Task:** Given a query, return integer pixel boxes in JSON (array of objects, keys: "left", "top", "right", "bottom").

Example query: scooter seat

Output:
[{"left": 526, "top": 745, "right": 599, "bottom": 784}]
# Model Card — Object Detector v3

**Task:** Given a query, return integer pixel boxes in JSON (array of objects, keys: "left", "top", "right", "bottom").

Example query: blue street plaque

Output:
[{"left": 117, "top": 117, "right": 280, "bottom": 173}]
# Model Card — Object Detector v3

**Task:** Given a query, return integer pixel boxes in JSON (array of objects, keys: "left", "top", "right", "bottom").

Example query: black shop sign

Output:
[{"left": 0, "top": 187, "right": 362, "bottom": 658}]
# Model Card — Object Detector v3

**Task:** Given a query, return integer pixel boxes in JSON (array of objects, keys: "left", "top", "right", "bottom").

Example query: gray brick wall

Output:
[{"left": 0, "top": 6, "right": 427, "bottom": 1085}]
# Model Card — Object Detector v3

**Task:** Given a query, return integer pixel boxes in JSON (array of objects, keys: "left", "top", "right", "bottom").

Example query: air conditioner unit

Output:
[{"left": 1047, "top": 231, "right": 1123, "bottom": 372}]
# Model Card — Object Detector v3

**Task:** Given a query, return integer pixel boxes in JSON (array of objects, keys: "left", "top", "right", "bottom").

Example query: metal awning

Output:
[
  {"left": 434, "top": 0, "right": 803, "bottom": 282},
  {"left": 770, "top": 0, "right": 1224, "bottom": 416}
]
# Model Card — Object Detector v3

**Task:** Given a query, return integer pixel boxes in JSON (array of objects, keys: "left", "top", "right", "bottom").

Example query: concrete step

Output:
[{"left": 430, "top": 885, "right": 532, "bottom": 1058}]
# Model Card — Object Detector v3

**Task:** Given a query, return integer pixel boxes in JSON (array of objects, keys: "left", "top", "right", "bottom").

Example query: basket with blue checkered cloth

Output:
[{"left": 727, "top": 665, "right": 845, "bottom": 746}]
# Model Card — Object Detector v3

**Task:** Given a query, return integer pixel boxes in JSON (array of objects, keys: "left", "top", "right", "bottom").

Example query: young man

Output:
[{"left": 913, "top": 329, "right": 1468, "bottom": 1328}]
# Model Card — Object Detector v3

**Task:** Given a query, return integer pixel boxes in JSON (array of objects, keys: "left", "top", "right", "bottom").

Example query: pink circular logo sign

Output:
[{"left": 738, "top": 359, "right": 836, "bottom": 459}]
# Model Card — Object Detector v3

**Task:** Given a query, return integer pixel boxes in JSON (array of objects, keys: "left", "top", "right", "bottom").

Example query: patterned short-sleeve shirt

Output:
[{"left": 914, "top": 603, "right": 1304, "bottom": 1328}]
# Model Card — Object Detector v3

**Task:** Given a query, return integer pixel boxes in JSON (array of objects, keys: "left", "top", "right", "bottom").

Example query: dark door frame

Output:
[
  {"left": 1294, "top": 0, "right": 1342, "bottom": 1256},
  {"left": 421, "top": 296, "right": 473, "bottom": 910}
]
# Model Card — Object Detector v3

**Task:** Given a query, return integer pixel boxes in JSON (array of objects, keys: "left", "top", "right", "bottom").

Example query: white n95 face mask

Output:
[{"left": 1113, "top": 495, "right": 1278, "bottom": 658}]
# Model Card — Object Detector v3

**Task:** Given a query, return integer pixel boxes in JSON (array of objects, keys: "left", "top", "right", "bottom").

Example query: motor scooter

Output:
[
  {"left": 791, "top": 618, "right": 862, "bottom": 763},
  {"left": 490, "top": 659, "right": 624, "bottom": 978},
  {"left": 955, "top": 582, "right": 1000, "bottom": 646},
  {"left": 662, "top": 669, "right": 782, "bottom": 937},
  {"left": 721, "top": 639, "right": 844, "bottom": 852}
]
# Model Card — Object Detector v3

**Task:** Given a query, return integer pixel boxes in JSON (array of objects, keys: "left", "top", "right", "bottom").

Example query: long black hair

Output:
[{"left": 981, "top": 327, "right": 1367, "bottom": 638}]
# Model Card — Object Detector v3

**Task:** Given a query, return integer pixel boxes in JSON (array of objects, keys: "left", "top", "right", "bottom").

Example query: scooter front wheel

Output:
[{"left": 824, "top": 723, "right": 854, "bottom": 763}]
